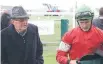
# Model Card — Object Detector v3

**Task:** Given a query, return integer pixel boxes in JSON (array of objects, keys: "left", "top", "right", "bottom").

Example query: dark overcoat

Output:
[{"left": 1, "top": 24, "right": 44, "bottom": 64}]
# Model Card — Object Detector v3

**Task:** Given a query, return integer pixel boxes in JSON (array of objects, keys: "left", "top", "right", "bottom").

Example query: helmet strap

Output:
[{"left": 77, "top": 19, "right": 93, "bottom": 31}]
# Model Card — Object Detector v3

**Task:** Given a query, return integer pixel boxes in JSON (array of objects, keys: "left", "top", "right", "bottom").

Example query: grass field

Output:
[
  {"left": 29, "top": 15, "right": 73, "bottom": 64},
  {"left": 30, "top": 15, "right": 73, "bottom": 43},
  {"left": 43, "top": 45, "right": 58, "bottom": 64}
]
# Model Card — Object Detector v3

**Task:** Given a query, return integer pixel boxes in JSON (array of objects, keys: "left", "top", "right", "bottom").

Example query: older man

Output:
[{"left": 1, "top": 6, "right": 44, "bottom": 64}]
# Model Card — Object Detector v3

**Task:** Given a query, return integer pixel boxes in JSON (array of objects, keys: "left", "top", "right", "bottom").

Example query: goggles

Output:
[{"left": 75, "top": 11, "right": 93, "bottom": 20}]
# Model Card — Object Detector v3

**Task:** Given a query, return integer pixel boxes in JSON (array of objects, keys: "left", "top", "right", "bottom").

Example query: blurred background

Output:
[{"left": 1, "top": 0, "right": 103, "bottom": 64}]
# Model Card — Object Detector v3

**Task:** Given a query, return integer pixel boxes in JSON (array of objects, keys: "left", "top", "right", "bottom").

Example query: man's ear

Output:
[{"left": 10, "top": 19, "right": 14, "bottom": 24}]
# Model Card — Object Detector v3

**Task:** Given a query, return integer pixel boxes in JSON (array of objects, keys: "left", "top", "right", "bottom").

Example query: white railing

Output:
[{"left": 27, "top": 12, "right": 73, "bottom": 16}]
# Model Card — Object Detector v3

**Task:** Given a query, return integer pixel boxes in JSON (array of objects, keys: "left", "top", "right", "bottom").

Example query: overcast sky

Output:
[
  {"left": 0, "top": 0, "right": 74, "bottom": 10},
  {"left": 0, "top": 0, "right": 103, "bottom": 10},
  {"left": 77, "top": 0, "right": 103, "bottom": 9}
]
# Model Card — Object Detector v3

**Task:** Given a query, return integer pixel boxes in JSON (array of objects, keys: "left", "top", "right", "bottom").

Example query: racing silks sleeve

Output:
[{"left": 56, "top": 29, "right": 75, "bottom": 64}]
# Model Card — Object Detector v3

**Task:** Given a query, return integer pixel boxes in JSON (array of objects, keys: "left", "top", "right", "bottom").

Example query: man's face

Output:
[
  {"left": 12, "top": 18, "right": 28, "bottom": 32},
  {"left": 78, "top": 19, "right": 92, "bottom": 31}
]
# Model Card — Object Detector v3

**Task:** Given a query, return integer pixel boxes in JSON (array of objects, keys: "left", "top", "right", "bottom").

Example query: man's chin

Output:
[
  {"left": 19, "top": 28, "right": 27, "bottom": 32},
  {"left": 82, "top": 29, "right": 89, "bottom": 31}
]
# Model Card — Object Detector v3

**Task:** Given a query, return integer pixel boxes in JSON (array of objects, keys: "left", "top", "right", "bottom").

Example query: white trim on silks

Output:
[
  {"left": 95, "top": 48, "right": 103, "bottom": 57},
  {"left": 58, "top": 41, "right": 71, "bottom": 52},
  {"left": 99, "top": 16, "right": 103, "bottom": 19}
]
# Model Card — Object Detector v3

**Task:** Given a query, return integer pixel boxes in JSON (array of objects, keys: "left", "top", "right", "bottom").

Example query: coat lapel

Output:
[{"left": 24, "top": 25, "right": 36, "bottom": 61}]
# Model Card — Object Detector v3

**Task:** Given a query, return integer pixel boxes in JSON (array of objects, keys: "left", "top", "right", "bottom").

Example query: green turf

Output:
[
  {"left": 29, "top": 15, "right": 73, "bottom": 43},
  {"left": 29, "top": 15, "right": 73, "bottom": 64},
  {"left": 43, "top": 45, "right": 58, "bottom": 64}
]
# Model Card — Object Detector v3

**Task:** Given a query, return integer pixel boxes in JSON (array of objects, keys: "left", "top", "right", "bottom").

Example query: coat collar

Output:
[
  {"left": 7, "top": 24, "right": 36, "bottom": 35},
  {"left": 7, "top": 24, "right": 37, "bottom": 61}
]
